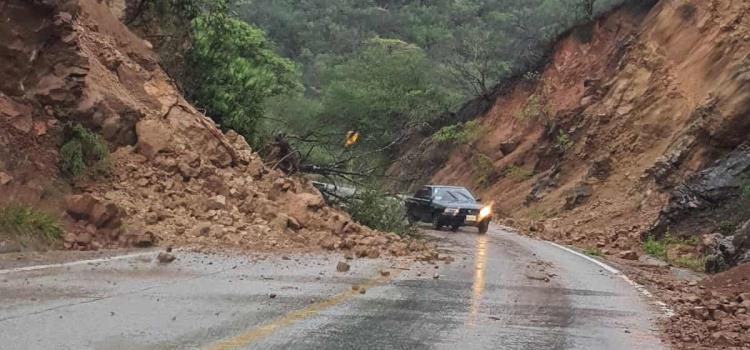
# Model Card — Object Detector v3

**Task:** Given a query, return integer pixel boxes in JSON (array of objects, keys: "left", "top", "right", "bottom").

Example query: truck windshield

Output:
[{"left": 433, "top": 188, "right": 475, "bottom": 203}]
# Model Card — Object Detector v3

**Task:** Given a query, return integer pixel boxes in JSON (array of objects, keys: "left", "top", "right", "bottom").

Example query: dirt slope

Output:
[
  {"left": 390, "top": 0, "right": 750, "bottom": 347},
  {"left": 392, "top": 0, "right": 750, "bottom": 264},
  {"left": 0, "top": 0, "right": 436, "bottom": 260}
]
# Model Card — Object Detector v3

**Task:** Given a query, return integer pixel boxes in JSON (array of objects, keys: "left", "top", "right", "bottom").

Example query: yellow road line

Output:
[{"left": 203, "top": 273, "right": 395, "bottom": 350}]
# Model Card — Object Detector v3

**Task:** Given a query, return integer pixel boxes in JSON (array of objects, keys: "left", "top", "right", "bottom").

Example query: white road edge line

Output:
[
  {"left": 0, "top": 250, "right": 159, "bottom": 276},
  {"left": 546, "top": 241, "right": 675, "bottom": 318}
]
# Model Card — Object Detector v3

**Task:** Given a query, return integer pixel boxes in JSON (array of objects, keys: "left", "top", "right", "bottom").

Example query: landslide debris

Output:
[{"left": 0, "top": 0, "right": 436, "bottom": 260}]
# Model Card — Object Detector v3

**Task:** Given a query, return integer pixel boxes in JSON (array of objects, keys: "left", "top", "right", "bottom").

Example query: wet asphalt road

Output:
[{"left": 0, "top": 226, "right": 665, "bottom": 349}]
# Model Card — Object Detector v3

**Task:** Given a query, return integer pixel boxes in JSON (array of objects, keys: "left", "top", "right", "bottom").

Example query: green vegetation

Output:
[
  {"left": 556, "top": 130, "right": 573, "bottom": 150},
  {"left": 472, "top": 153, "right": 495, "bottom": 187},
  {"left": 584, "top": 247, "right": 602, "bottom": 257},
  {"left": 59, "top": 123, "right": 109, "bottom": 178},
  {"left": 184, "top": 6, "right": 299, "bottom": 143},
  {"left": 671, "top": 256, "right": 706, "bottom": 272},
  {"left": 642, "top": 233, "right": 705, "bottom": 271},
  {"left": 719, "top": 220, "right": 736, "bottom": 235},
  {"left": 345, "top": 188, "right": 417, "bottom": 237},
  {"left": 505, "top": 165, "right": 534, "bottom": 181},
  {"left": 642, "top": 235, "right": 667, "bottom": 259},
  {"left": 528, "top": 208, "right": 547, "bottom": 221},
  {"left": 432, "top": 120, "right": 484, "bottom": 145},
  {"left": 0, "top": 205, "right": 63, "bottom": 243},
  {"left": 515, "top": 94, "right": 550, "bottom": 122}
]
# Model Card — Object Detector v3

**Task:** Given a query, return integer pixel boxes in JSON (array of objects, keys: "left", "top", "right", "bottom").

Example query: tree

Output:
[
  {"left": 184, "top": 12, "right": 300, "bottom": 140},
  {"left": 444, "top": 26, "right": 511, "bottom": 97},
  {"left": 319, "top": 37, "right": 459, "bottom": 149}
]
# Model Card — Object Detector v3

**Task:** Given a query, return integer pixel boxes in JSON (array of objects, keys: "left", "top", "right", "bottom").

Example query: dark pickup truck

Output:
[{"left": 405, "top": 185, "right": 492, "bottom": 234}]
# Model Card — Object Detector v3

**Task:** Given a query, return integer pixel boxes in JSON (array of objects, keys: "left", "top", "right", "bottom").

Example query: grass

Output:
[
  {"left": 472, "top": 153, "right": 495, "bottom": 188},
  {"left": 642, "top": 235, "right": 667, "bottom": 259},
  {"left": 671, "top": 256, "right": 707, "bottom": 272},
  {"left": 432, "top": 120, "right": 484, "bottom": 145},
  {"left": 642, "top": 232, "right": 705, "bottom": 271},
  {"left": 505, "top": 165, "right": 534, "bottom": 181},
  {"left": 0, "top": 205, "right": 63, "bottom": 243},
  {"left": 584, "top": 248, "right": 602, "bottom": 257}
]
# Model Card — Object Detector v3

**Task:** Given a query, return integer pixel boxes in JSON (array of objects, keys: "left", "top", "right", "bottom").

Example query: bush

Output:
[
  {"left": 584, "top": 248, "right": 602, "bottom": 257},
  {"left": 0, "top": 205, "right": 63, "bottom": 243},
  {"left": 514, "top": 94, "right": 549, "bottom": 122},
  {"left": 432, "top": 120, "right": 483, "bottom": 145},
  {"left": 59, "top": 123, "right": 109, "bottom": 178},
  {"left": 505, "top": 165, "right": 533, "bottom": 181},
  {"left": 642, "top": 235, "right": 667, "bottom": 259},
  {"left": 556, "top": 130, "right": 573, "bottom": 150},
  {"left": 344, "top": 188, "right": 417, "bottom": 237},
  {"left": 472, "top": 153, "right": 495, "bottom": 187}
]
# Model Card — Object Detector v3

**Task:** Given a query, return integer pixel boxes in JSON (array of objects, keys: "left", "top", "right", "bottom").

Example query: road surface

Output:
[{"left": 0, "top": 226, "right": 666, "bottom": 349}]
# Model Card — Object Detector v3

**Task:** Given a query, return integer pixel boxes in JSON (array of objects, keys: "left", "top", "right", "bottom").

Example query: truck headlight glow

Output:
[{"left": 479, "top": 206, "right": 492, "bottom": 219}]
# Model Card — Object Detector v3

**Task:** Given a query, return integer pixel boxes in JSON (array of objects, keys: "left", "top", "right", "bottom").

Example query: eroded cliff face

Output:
[
  {"left": 0, "top": 0, "right": 436, "bottom": 259},
  {"left": 391, "top": 0, "right": 750, "bottom": 265}
]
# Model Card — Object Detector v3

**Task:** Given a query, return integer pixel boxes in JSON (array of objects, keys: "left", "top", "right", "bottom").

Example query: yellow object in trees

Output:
[{"left": 345, "top": 131, "right": 359, "bottom": 147}]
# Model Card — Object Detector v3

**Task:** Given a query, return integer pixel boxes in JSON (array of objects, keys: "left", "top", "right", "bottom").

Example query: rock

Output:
[
  {"left": 563, "top": 183, "right": 593, "bottom": 210},
  {"left": 586, "top": 156, "right": 612, "bottom": 181},
  {"left": 366, "top": 248, "right": 380, "bottom": 259},
  {"left": 336, "top": 261, "right": 350, "bottom": 272},
  {"left": 319, "top": 237, "right": 337, "bottom": 251},
  {"left": 359, "top": 288, "right": 366, "bottom": 294},
  {"left": 499, "top": 138, "right": 520, "bottom": 156},
  {"left": 132, "top": 231, "right": 156, "bottom": 247},
  {"left": 433, "top": 273, "right": 440, "bottom": 280},
  {"left": 135, "top": 119, "right": 171, "bottom": 159},
  {"left": 0, "top": 240, "right": 22, "bottom": 254},
  {"left": 351, "top": 285, "right": 360, "bottom": 291},
  {"left": 0, "top": 172, "right": 12, "bottom": 185},
  {"left": 157, "top": 252, "right": 176, "bottom": 263},
  {"left": 379, "top": 270, "right": 390, "bottom": 277},
  {"left": 76, "top": 232, "right": 93, "bottom": 245},
  {"left": 205, "top": 195, "right": 227, "bottom": 211},
  {"left": 618, "top": 250, "right": 639, "bottom": 260},
  {"left": 739, "top": 293, "right": 750, "bottom": 303},
  {"left": 64, "top": 194, "right": 122, "bottom": 229},
  {"left": 269, "top": 293, "right": 277, "bottom": 299}
]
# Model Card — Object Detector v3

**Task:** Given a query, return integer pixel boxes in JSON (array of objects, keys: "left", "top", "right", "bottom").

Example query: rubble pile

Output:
[{"left": 0, "top": 0, "right": 438, "bottom": 260}]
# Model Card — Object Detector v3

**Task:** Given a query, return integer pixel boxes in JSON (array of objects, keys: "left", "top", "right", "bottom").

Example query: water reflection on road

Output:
[{"left": 467, "top": 234, "right": 488, "bottom": 327}]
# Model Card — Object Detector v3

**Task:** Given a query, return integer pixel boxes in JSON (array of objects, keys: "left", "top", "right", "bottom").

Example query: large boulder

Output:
[
  {"left": 135, "top": 119, "right": 172, "bottom": 159},
  {"left": 64, "top": 194, "right": 122, "bottom": 229}
]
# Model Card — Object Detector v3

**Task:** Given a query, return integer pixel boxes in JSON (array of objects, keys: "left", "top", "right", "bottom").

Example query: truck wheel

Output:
[
  {"left": 478, "top": 220, "right": 490, "bottom": 234},
  {"left": 432, "top": 215, "right": 442, "bottom": 230},
  {"left": 451, "top": 224, "right": 460, "bottom": 232}
]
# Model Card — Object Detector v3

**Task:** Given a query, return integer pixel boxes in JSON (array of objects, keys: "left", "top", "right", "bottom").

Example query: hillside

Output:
[
  {"left": 389, "top": 0, "right": 750, "bottom": 347},
  {"left": 0, "top": 0, "right": 435, "bottom": 259},
  {"left": 392, "top": 0, "right": 750, "bottom": 269}
]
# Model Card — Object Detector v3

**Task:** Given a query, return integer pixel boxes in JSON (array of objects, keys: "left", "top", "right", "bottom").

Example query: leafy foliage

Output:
[
  {"left": 432, "top": 120, "right": 483, "bottom": 145},
  {"left": 0, "top": 205, "right": 63, "bottom": 243},
  {"left": 345, "top": 188, "right": 417, "bottom": 236},
  {"left": 642, "top": 235, "right": 667, "bottom": 259},
  {"left": 58, "top": 124, "right": 109, "bottom": 178},
  {"left": 472, "top": 153, "right": 495, "bottom": 187},
  {"left": 185, "top": 12, "right": 299, "bottom": 141}
]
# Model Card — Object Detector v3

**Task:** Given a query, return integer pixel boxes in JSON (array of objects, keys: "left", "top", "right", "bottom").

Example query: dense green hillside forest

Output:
[
  {"left": 136, "top": 0, "right": 624, "bottom": 173},
  {"left": 237, "top": 0, "right": 625, "bottom": 162}
]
